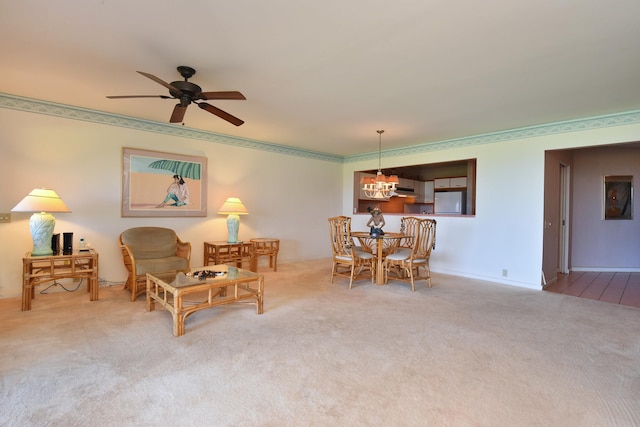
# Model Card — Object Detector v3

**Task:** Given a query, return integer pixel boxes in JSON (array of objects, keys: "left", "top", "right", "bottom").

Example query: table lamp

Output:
[
  {"left": 12, "top": 188, "right": 71, "bottom": 256},
  {"left": 217, "top": 197, "right": 249, "bottom": 243}
]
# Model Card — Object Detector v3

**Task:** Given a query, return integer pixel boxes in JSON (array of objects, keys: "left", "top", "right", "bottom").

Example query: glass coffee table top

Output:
[{"left": 150, "top": 265, "right": 260, "bottom": 289}]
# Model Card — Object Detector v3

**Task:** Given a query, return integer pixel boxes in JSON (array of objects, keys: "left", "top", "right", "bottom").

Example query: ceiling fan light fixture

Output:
[{"left": 106, "top": 66, "right": 245, "bottom": 126}]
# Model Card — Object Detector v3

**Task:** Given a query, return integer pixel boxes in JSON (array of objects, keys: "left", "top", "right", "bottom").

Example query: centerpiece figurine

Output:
[{"left": 367, "top": 206, "right": 386, "bottom": 237}]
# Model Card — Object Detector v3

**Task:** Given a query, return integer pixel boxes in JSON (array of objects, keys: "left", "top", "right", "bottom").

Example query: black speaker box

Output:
[
  {"left": 51, "top": 233, "right": 60, "bottom": 255},
  {"left": 63, "top": 232, "right": 73, "bottom": 255}
]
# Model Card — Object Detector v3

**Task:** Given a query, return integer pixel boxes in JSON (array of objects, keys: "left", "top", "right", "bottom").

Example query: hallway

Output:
[{"left": 545, "top": 271, "right": 640, "bottom": 308}]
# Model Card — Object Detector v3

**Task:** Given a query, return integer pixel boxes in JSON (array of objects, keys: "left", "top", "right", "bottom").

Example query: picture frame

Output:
[
  {"left": 122, "top": 147, "right": 207, "bottom": 217},
  {"left": 603, "top": 175, "right": 633, "bottom": 220}
]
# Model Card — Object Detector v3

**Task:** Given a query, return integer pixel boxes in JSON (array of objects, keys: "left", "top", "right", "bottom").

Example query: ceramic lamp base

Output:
[
  {"left": 226, "top": 213, "right": 241, "bottom": 243},
  {"left": 30, "top": 212, "right": 55, "bottom": 256}
]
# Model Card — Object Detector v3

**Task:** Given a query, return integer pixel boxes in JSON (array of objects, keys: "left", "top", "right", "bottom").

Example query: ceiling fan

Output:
[{"left": 106, "top": 66, "right": 246, "bottom": 126}]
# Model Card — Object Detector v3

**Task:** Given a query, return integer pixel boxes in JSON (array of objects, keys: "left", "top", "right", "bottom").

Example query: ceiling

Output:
[{"left": 2, "top": 1, "right": 640, "bottom": 157}]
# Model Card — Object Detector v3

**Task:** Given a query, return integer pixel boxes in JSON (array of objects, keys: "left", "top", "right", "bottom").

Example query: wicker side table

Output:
[
  {"left": 204, "top": 241, "right": 252, "bottom": 269},
  {"left": 250, "top": 238, "right": 280, "bottom": 272}
]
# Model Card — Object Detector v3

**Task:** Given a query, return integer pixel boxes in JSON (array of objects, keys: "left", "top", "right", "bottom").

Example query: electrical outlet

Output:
[
  {"left": 0, "top": 213, "right": 10, "bottom": 223},
  {"left": 502, "top": 269, "right": 508, "bottom": 277}
]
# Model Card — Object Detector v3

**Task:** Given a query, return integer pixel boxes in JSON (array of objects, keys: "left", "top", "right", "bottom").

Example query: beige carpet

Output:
[{"left": 1, "top": 259, "right": 639, "bottom": 427}]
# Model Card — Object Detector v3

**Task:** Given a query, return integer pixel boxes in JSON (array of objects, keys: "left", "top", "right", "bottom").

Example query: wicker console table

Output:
[{"left": 22, "top": 249, "right": 99, "bottom": 311}]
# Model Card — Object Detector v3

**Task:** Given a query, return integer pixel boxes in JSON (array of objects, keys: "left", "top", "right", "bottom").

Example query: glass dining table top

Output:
[
  {"left": 351, "top": 232, "right": 408, "bottom": 256},
  {"left": 351, "top": 231, "right": 405, "bottom": 239}
]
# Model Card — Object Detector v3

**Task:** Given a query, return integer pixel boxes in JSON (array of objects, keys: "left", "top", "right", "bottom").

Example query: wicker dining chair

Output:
[
  {"left": 396, "top": 216, "right": 421, "bottom": 257},
  {"left": 328, "top": 216, "right": 375, "bottom": 288},
  {"left": 385, "top": 218, "right": 436, "bottom": 291}
]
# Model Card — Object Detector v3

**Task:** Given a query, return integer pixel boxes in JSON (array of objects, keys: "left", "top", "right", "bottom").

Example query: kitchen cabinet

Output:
[
  {"left": 434, "top": 178, "right": 448, "bottom": 189},
  {"left": 415, "top": 180, "right": 434, "bottom": 203},
  {"left": 434, "top": 177, "right": 467, "bottom": 189},
  {"left": 450, "top": 177, "right": 467, "bottom": 188},
  {"left": 397, "top": 177, "right": 415, "bottom": 190}
]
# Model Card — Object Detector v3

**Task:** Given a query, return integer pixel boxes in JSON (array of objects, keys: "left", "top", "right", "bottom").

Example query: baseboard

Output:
[
  {"left": 571, "top": 267, "right": 640, "bottom": 273},
  {"left": 542, "top": 274, "right": 558, "bottom": 289},
  {"left": 0, "top": 290, "right": 21, "bottom": 299}
]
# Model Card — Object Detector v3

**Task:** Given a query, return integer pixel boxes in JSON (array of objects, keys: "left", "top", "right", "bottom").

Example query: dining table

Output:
[{"left": 352, "top": 232, "right": 408, "bottom": 285}]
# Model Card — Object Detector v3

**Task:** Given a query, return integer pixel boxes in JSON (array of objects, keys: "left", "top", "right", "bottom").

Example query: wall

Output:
[
  {"left": 3, "top": 99, "right": 640, "bottom": 298},
  {"left": 0, "top": 108, "right": 342, "bottom": 298},
  {"left": 570, "top": 146, "right": 640, "bottom": 269},
  {"left": 342, "top": 118, "right": 640, "bottom": 289}
]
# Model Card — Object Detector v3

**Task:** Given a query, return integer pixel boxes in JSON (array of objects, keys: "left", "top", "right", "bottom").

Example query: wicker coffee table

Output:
[{"left": 146, "top": 265, "right": 264, "bottom": 336}]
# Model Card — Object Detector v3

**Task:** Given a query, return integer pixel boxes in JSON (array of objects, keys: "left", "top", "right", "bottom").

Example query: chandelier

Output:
[{"left": 361, "top": 130, "right": 398, "bottom": 199}]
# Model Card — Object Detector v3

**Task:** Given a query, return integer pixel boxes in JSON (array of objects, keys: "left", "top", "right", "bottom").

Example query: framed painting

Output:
[
  {"left": 603, "top": 175, "right": 633, "bottom": 220},
  {"left": 122, "top": 147, "right": 207, "bottom": 217}
]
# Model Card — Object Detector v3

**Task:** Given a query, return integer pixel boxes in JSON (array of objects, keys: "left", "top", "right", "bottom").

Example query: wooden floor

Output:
[{"left": 545, "top": 271, "right": 640, "bottom": 308}]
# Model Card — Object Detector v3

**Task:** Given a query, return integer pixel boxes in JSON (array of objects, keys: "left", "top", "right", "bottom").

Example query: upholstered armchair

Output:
[{"left": 119, "top": 227, "right": 191, "bottom": 301}]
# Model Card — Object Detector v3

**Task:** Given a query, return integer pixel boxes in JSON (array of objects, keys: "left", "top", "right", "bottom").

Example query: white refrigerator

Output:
[{"left": 434, "top": 191, "right": 465, "bottom": 214}]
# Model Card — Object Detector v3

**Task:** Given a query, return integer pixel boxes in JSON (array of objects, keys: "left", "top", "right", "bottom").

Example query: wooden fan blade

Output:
[
  {"left": 106, "top": 95, "right": 172, "bottom": 99},
  {"left": 199, "top": 91, "right": 246, "bottom": 101},
  {"left": 170, "top": 104, "right": 188, "bottom": 123},
  {"left": 137, "top": 71, "right": 182, "bottom": 94},
  {"left": 198, "top": 103, "right": 244, "bottom": 126}
]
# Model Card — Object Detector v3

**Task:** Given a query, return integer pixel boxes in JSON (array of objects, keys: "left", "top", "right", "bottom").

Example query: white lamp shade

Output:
[
  {"left": 217, "top": 197, "right": 249, "bottom": 215},
  {"left": 12, "top": 188, "right": 71, "bottom": 213}
]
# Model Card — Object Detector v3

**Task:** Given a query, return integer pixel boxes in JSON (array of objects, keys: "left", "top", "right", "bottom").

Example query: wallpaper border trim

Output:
[
  {"left": 347, "top": 110, "right": 640, "bottom": 163},
  {"left": 2, "top": 92, "right": 639, "bottom": 164},
  {"left": 0, "top": 92, "right": 343, "bottom": 163}
]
